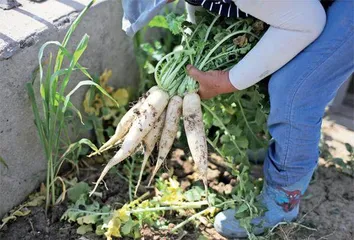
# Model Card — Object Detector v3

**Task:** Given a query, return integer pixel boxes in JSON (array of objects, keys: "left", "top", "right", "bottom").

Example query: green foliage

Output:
[
  {"left": 231, "top": 167, "right": 265, "bottom": 237},
  {"left": 203, "top": 85, "right": 269, "bottom": 166},
  {"left": 82, "top": 69, "right": 131, "bottom": 152},
  {"left": 134, "top": 30, "right": 179, "bottom": 94},
  {"left": 61, "top": 191, "right": 111, "bottom": 236},
  {"left": 165, "top": 13, "right": 186, "bottom": 35},
  {"left": 345, "top": 143, "right": 354, "bottom": 157},
  {"left": 320, "top": 136, "right": 354, "bottom": 177},
  {"left": 67, "top": 181, "right": 90, "bottom": 202},
  {"left": 150, "top": 12, "right": 268, "bottom": 95},
  {"left": 184, "top": 186, "right": 204, "bottom": 202},
  {"left": 103, "top": 179, "right": 212, "bottom": 239},
  {"left": 331, "top": 157, "right": 354, "bottom": 176},
  {"left": 330, "top": 142, "right": 354, "bottom": 176}
]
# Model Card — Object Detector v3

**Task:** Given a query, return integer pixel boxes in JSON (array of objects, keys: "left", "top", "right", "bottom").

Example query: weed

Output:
[{"left": 27, "top": 0, "right": 117, "bottom": 212}]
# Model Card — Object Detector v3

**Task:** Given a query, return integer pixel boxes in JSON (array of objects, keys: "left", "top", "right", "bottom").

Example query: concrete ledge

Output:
[
  {"left": 1, "top": 0, "right": 85, "bottom": 59},
  {"left": 0, "top": 0, "right": 139, "bottom": 217}
]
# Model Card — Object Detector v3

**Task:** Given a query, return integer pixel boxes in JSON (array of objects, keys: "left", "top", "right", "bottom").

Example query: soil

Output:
[{"left": 1, "top": 121, "right": 353, "bottom": 240}]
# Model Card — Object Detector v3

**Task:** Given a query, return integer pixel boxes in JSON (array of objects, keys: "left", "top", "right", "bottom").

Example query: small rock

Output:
[
  {"left": 208, "top": 162, "right": 218, "bottom": 170},
  {"left": 209, "top": 181, "right": 217, "bottom": 187},
  {"left": 78, "top": 237, "right": 90, "bottom": 240},
  {"left": 161, "top": 172, "right": 169, "bottom": 180},
  {"left": 187, "top": 172, "right": 199, "bottom": 181},
  {"left": 224, "top": 184, "right": 233, "bottom": 195},
  {"left": 211, "top": 182, "right": 225, "bottom": 194},
  {"left": 180, "top": 180, "right": 191, "bottom": 190},
  {"left": 182, "top": 161, "right": 194, "bottom": 174},
  {"left": 197, "top": 216, "right": 210, "bottom": 227},
  {"left": 207, "top": 168, "right": 221, "bottom": 181},
  {"left": 171, "top": 149, "right": 185, "bottom": 165}
]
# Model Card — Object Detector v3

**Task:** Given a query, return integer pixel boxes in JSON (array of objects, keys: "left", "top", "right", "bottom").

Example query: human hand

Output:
[{"left": 186, "top": 65, "right": 238, "bottom": 99}]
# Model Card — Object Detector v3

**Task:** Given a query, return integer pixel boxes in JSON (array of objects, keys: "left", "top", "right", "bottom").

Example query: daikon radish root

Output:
[
  {"left": 134, "top": 110, "right": 166, "bottom": 197},
  {"left": 148, "top": 95, "right": 183, "bottom": 186},
  {"left": 93, "top": 86, "right": 160, "bottom": 155},
  {"left": 182, "top": 93, "right": 208, "bottom": 197},
  {"left": 90, "top": 88, "right": 169, "bottom": 196}
]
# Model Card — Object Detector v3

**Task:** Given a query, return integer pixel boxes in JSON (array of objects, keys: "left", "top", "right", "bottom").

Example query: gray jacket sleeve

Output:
[{"left": 122, "top": 0, "right": 169, "bottom": 37}]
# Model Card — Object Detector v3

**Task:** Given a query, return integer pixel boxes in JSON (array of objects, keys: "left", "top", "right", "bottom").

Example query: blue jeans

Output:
[{"left": 264, "top": 0, "right": 354, "bottom": 187}]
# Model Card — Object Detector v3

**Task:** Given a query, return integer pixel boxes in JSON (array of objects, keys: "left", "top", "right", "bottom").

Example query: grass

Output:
[{"left": 26, "top": 0, "right": 117, "bottom": 213}]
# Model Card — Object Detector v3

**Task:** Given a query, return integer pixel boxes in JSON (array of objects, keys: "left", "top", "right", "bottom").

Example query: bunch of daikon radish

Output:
[{"left": 89, "top": 14, "right": 261, "bottom": 197}]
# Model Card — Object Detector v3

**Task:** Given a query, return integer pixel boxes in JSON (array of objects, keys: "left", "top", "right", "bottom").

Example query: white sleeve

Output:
[{"left": 229, "top": 0, "right": 326, "bottom": 90}]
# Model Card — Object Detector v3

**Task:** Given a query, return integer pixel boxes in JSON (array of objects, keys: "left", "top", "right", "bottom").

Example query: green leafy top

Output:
[{"left": 152, "top": 13, "right": 264, "bottom": 96}]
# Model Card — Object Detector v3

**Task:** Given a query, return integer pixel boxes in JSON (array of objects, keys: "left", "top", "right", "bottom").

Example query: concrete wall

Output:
[{"left": 0, "top": 0, "right": 139, "bottom": 217}]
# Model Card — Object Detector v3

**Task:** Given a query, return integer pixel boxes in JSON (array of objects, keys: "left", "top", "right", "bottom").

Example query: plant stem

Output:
[
  {"left": 133, "top": 192, "right": 151, "bottom": 203},
  {"left": 129, "top": 203, "right": 205, "bottom": 214},
  {"left": 204, "top": 49, "right": 237, "bottom": 66},
  {"left": 171, "top": 200, "right": 236, "bottom": 233},
  {"left": 154, "top": 49, "right": 193, "bottom": 88},
  {"left": 206, "top": 138, "right": 225, "bottom": 158},
  {"left": 50, "top": 156, "right": 55, "bottom": 205},
  {"left": 45, "top": 160, "right": 50, "bottom": 212},
  {"left": 198, "top": 30, "right": 258, "bottom": 70},
  {"left": 226, "top": 20, "right": 245, "bottom": 31},
  {"left": 172, "top": 208, "right": 211, "bottom": 232},
  {"left": 65, "top": 209, "right": 112, "bottom": 216},
  {"left": 161, "top": 201, "right": 209, "bottom": 206},
  {"left": 194, "top": 15, "right": 220, "bottom": 65},
  {"left": 115, "top": 170, "right": 130, "bottom": 183},
  {"left": 182, "top": 31, "right": 194, "bottom": 65}
]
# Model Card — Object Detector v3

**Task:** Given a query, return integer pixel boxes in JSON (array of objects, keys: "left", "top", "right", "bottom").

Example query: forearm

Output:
[{"left": 229, "top": 0, "right": 326, "bottom": 90}]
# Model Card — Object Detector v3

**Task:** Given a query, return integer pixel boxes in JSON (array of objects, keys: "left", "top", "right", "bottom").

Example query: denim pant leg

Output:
[{"left": 264, "top": 0, "right": 354, "bottom": 187}]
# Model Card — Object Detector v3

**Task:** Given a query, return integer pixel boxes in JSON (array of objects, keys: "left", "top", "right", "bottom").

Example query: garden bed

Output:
[{"left": 1, "top": 137, "right": 353, "bottom": 240}]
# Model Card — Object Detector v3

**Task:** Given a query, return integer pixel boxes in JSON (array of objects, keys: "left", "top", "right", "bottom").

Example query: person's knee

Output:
[
  {"left": 267, "top": 72, "right": 292, "bottom": 125},
  {"left": 306, "top": 0, "right": 327, "bottom": 42}
]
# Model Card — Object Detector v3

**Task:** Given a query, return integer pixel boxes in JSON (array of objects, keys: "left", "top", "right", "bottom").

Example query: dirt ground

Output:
[{"left": 0, "top": 119, "right": 353, "bottom": 240}]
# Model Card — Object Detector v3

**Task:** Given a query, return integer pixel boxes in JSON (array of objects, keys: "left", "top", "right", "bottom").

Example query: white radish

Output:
[
  {"left": 148, "top": 95, "right": 183, "bottom": 186},
  {"left": 134, "top": 110, "right": 166, "bottom": 197},
  {"left": 90, "top": 88, "right": 169, "bottom": 196},
  {"left": 183, "top": 93, "right": 208, "bottom": 196},
  {"left": 93, "top": 86, "right": 160, "bottom": 155}
]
